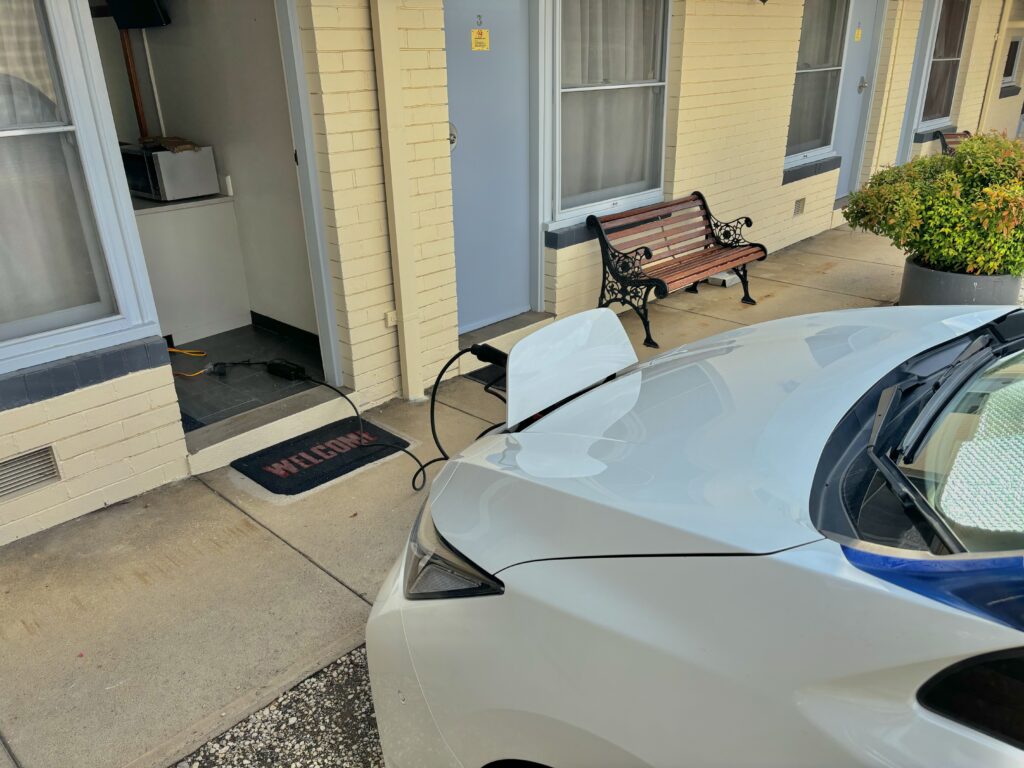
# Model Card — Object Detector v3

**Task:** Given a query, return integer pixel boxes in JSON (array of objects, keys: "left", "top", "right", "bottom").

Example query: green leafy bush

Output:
[{"left": 844, "top": 133, "right": 1024, "bottom": 276}]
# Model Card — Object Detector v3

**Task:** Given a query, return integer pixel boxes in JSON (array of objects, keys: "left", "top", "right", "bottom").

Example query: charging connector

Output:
[{"left": 469, "top": 343, "right": 508, "bottom": 368}]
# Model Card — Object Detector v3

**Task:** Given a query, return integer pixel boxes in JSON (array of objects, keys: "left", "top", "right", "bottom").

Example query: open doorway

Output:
[{"left": 89, "top": 0, "right": 336, "bottom": 434}]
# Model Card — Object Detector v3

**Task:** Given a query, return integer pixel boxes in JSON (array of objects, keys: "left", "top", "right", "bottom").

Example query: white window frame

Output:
[
  {"left": 547, "top": 0, "right": 672, "bottom": 227},
  {"left": 1004, "top": 36, "right": 1023, "bottom": 87},
  {"left": 0, "top": 0, "right": 159, "bottom": 376},
  {"left": 915, "top": 0, "right": 971, "bottom": 133},
  {"left": 784, "top": 0, "right": 854, "bottom": 169}
]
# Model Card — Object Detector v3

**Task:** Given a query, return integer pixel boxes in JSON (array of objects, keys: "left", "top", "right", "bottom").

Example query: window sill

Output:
[
  {"left": 0, "top": 336, "right": 168, "bottom": 411},
  {"left": 1000, "top": 83, "right": 1022, "bottom": 99},
  {"left": 544, "top": 220, "right": 597, "bottom": 250},
  {"left": 782, "top": 155, "right": 842, "bottom": 185},
  {"left": 545, "top": 190, "right": 665, "bottom": 249},
  {"left": 914, "top": 124, "right": 955, "bottom": 143}
]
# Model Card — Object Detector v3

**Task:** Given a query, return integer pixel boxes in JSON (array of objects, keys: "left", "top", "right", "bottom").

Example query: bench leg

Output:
[
  {"left": 637, "top": 302, "right": 658, "bottom": 348},
  {"left": 685, "top": 281, "right": 700, "bottom": 294},
  {"left": 732, "top": 264, "right": 756, "bottom": 306}
]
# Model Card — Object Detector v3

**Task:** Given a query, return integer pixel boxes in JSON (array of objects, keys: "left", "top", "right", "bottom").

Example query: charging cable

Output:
[{"left": 205, "top": 344, "right": 508, "bottom": 491}]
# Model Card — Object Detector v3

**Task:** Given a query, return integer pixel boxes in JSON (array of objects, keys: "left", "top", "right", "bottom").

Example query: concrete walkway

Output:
[{"left": 0, "top": 226, "right": 905, "bottom": 768}]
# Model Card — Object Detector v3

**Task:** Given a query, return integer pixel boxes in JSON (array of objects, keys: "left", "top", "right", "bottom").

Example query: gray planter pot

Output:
[{"left": 899, "top": 257, "right": 1022, "bottom": 305}]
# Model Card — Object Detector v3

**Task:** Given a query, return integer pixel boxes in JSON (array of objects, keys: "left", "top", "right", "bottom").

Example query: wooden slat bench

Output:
[
  {"left": 935, "top": 130, "right": 971, "bottom": 155},
  {"left": 586, "top": 191, "right": 767, "bottom": 348}
]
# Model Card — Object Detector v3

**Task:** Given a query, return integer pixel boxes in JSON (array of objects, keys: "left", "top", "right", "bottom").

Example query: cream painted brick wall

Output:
[
  {"left": 300, "top": 0, "right": 395, "bottom": 405},
  {"left": 984, "top": 25, "right": 1024, "bottom": 134},
  {"left": 861, "top": 0, "right": 924, "bottom": 179},
  {"left": 0, "top": 367, "right": 188, "bottom": 547},
  {"left": 954, "top": 0, "right": 1003, "bottom": 133},
  {"left": 666, "top": 0, "right": 808, "bottom": 254},
  {"left": 546, "top": 0, "right": 835, "bottom": 323},
  {"left": 549, "top": 0, "right": 899, "bottom": 322},
  {"left": 300, "top": 0, "right": 457, "bottom": 404}
]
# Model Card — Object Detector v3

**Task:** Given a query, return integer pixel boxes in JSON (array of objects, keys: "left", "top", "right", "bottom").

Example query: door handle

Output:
[{"left": 857, "top": 76, "right": 869, "bottom": 94}]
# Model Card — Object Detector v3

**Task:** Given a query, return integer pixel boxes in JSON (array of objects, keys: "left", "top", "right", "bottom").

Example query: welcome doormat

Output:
[{"left": 230, "top": 416, "right": 409, "bottom": 495}]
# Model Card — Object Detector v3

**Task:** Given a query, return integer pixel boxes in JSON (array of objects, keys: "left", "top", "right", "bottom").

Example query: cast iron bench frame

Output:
[
  {"left": 935, "top": 130, "right": 971, "bottom": 155},
  {"left": 586, "top": 191, "right": 767, "bottom": 348}
]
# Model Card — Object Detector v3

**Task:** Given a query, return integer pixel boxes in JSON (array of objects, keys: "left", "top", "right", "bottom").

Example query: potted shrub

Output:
[{"left": 844, "top": 133, "right": 1024, "bottom": 305}]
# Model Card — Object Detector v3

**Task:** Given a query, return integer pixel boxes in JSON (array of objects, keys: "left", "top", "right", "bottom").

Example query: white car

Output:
[{"left": 367, "top": 305, "right": 1024, "bottom": 768}]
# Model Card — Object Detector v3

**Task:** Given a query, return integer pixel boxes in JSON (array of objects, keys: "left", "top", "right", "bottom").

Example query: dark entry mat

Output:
[
  {"left": 230, "top": 417, "right": 409, "bottom": 495},
  {"left": 464, "top": 364, "right": 506, "bottom": 392}
]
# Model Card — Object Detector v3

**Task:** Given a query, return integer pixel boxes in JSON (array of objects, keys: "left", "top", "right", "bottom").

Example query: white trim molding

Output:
[{"left": 0, "top": 0, "right": 161, "bottom": 376}]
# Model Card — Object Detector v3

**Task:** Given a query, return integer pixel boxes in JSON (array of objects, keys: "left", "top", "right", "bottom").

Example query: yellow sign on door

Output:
[
  {"left": 854, "top": 24, "right": 863, "bottom": 42},
  {"left": 471, "top": 28, "right": 490, "bottom": 51}
]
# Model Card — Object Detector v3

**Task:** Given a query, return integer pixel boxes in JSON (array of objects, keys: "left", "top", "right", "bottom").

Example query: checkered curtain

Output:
[{"left": 0, "top": 0, "right": 61, "bottom": 127}]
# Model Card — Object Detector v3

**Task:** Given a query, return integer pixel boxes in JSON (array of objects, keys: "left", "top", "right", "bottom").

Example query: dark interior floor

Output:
[{"left": 171, "top": 324, "right": 324, "bottom": 431}]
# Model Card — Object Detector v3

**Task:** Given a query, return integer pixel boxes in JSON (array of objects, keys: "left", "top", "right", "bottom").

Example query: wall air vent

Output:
[
  {"left": 0, "top": 447, "right": 60, "bottom": 501},
  {"left": 794, "top": 198, "right": 806, "bottom": 216}
]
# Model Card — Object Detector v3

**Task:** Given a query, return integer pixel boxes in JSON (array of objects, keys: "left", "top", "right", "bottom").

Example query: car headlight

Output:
[{"left": 404, "top": 501, "right": 504, "bottom": 600}]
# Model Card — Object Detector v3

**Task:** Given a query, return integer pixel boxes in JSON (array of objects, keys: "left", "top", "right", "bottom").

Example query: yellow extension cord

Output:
[{"left": 169, "top": 347, "right": 208, "bottom": 378}]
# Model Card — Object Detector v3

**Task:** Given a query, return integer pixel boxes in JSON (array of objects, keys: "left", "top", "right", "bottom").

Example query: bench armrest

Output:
[
  {"left": 692, "top": 190, "right": 757, "bottom": 248},
  {"left": 605, "top": 244, "right": 656, "bottom": 283},
  {"left": 586, "top": 215, "right": 659, "bottom": 285},
  {"left": 709, "top": 215, "right": 755, "bottom": 247}
]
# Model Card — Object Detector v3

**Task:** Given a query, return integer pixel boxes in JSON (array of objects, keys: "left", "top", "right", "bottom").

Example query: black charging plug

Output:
[
  {"left": 470, "top": 343, "right": 508, "bottom": 368},
  {"left": 267, "top": 359, "right": 308, "bottom": 381}
]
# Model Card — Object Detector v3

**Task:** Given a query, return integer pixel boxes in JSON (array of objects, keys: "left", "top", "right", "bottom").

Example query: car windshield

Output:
[{"left": 901, "top": 348, "right": 1024, "bottom": 552}]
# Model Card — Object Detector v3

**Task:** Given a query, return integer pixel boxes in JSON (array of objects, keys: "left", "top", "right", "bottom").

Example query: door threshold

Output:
[
  {"left": 459, "top": 310, "right": 553, "bottom": 348},
  {"left": 185, "top": 385, "right": 359, "bottom": 474}
]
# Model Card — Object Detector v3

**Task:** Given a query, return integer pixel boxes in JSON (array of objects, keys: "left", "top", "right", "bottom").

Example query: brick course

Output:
[
  {"left": 299, "top": 0, "right": 457, "bottom": 405},
  {"left": 0, "top": 367, "right": 187, "bottom": 546}
]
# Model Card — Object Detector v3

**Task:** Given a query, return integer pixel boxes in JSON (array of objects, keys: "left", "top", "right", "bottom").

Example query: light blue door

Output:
[
  {"left": 445, "top": 0, "right": 532, "bottom": 333},
  {"left": 833, "top": 0, "right": 884, "bottom": 198}
]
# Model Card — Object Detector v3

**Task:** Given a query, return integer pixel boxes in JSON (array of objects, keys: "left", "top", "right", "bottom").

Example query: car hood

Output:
[{"left": 432, "top": 306, "right": 1014, "bottom": 573}]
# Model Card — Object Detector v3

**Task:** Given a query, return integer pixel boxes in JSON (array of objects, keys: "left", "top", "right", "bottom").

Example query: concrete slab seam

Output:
[{"left": 196, "top": 476, "right": 373, "bottom": 607}]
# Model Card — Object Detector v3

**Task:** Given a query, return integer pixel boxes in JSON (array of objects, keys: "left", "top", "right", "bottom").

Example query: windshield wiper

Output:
[
  {"left": 897, "top": 336, "right": 995, "bottom": 464},
  {"left": 866, "top": 383, "right": 966, "bottom": 554}
]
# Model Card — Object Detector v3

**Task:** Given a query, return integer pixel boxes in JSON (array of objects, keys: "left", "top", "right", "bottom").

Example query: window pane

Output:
[
  {"left": 561, "top": 86, "right": 663, "bottom": 210},
  {"left": 922, "top": 59, "right": 958, "bottom": 122},
  {"left": 0, "top": 0, "right": 66, "bottom": 129},
  {"left": 0, "top": 133, "right": 115, "bottom": 341},
  {"left": 795, "top": 0, "right": 850, "bottom": 71},
  {"left": 933, "top": 0, "right": 970, "bottom": 60},
  {"left": 561, "top": 0, "right": 666, "bottom": 87},
  {"left": 1005, "top": 40, "right": 1020, "bottom": 80},
  {"left": 786, "top": 69, "right": 842, "bottom": 156}
]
